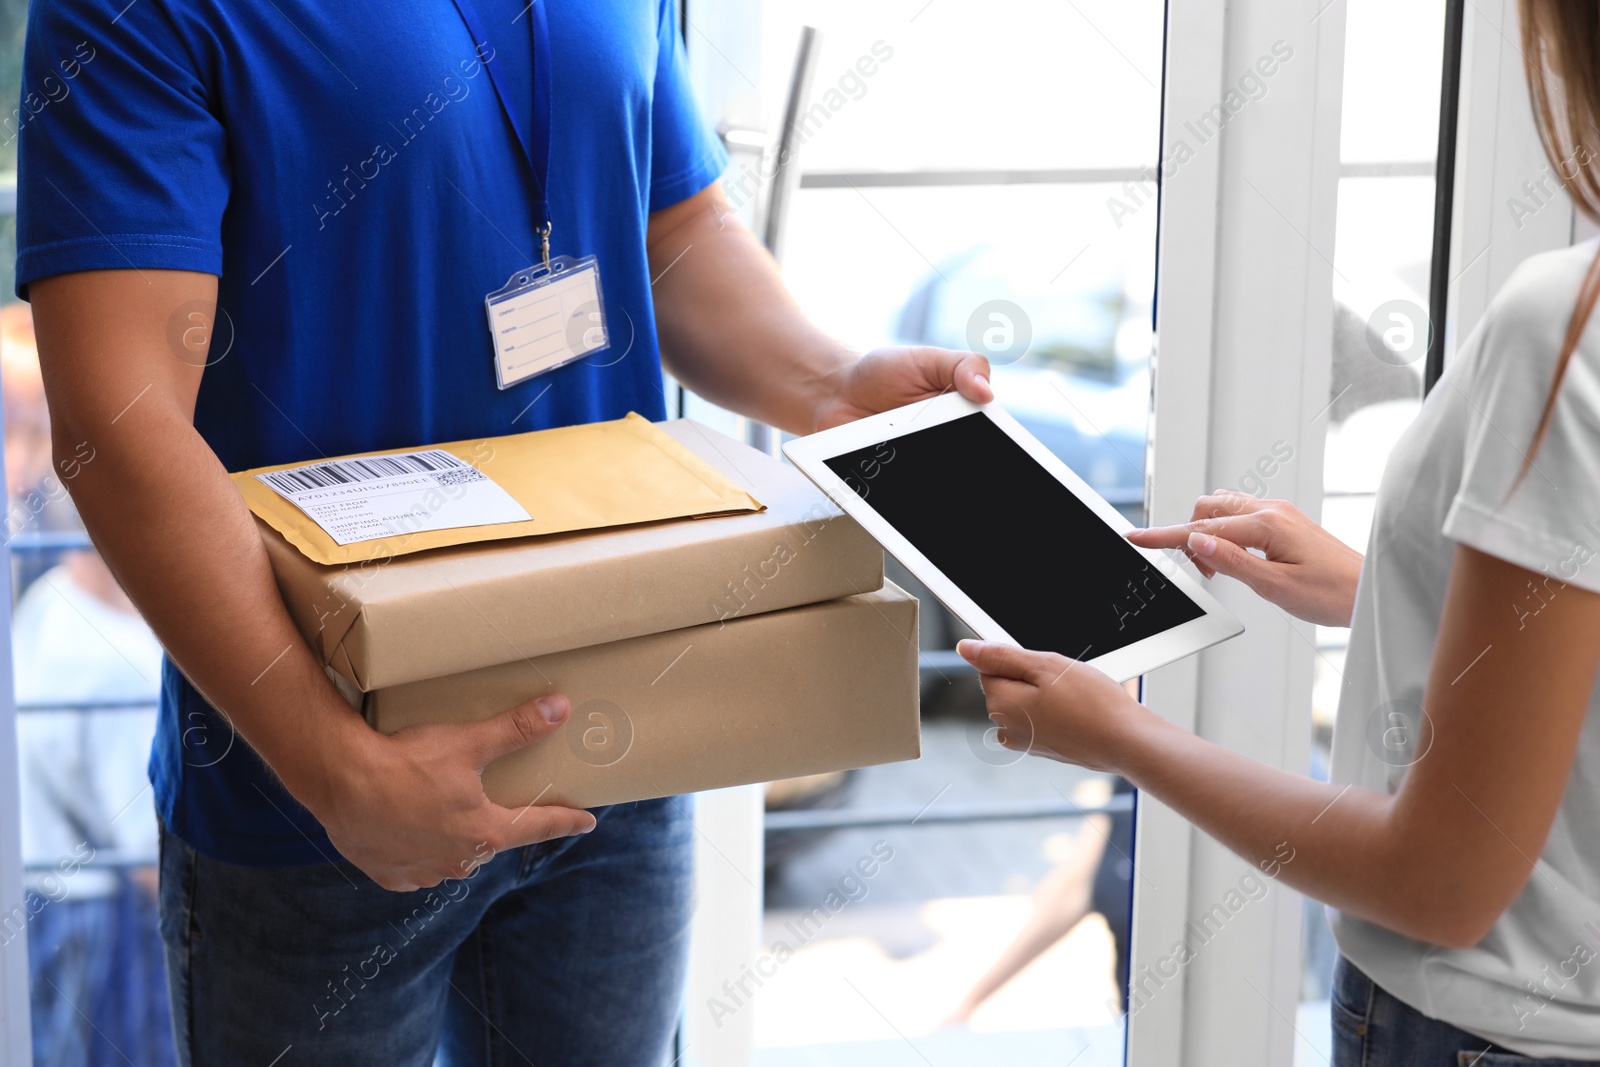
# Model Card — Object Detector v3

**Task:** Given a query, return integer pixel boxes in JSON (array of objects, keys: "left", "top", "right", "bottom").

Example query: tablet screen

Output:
[{"left": 824, "top": 413, "right": 1205, "bottom": 660}]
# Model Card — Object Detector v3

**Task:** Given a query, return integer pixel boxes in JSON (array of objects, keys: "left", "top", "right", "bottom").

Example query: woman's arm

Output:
[{"left": 959, "top": 544, "right": 1600, "bottom": 948}]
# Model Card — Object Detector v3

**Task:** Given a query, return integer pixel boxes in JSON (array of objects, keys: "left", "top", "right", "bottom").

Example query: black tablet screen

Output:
[{"left": 823, "top": 413, "right": 1205, "bottom": 659}]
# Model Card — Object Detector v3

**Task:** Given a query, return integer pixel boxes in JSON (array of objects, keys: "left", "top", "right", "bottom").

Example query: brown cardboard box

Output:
[
  {"left": 359, "top": 582, "right": 921, "bottom": 809},
  {"left": 259, "top": 420, "right": 885, "bottom": 690}
]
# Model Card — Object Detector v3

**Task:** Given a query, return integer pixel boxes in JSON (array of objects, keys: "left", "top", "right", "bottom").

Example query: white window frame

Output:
[
  {"left": 0, "top": 539, "right": 22, "bottom": 1064},
  {"left": 1136, "top": 1, "right": 1344, "bottom": 1062}
]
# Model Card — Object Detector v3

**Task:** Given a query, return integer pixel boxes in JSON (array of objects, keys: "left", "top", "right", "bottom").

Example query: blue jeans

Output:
[
  {"left": 1332, "top": 956, "right": 1600, "bottom": 1066},
  {"left": 158, "top": 797, "right": 694, "bottom": 1066},
  {"left": 29, "top": 873, "right": 175, "bottom": 1067},
  {"left": 27, "top": 893, "right": 111, "bottom": 1067}
]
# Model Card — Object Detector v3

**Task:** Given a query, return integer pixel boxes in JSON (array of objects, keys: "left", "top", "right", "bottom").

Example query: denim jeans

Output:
[
  {"left": 30, "top": 875, "right": 175, "bottom": 1067},
  {"left": 1332, "top": 956, "right": 1600, "bottom": 1066},
  {"left": 158, "top": 796, "right": 694, "bottom": 1066}
]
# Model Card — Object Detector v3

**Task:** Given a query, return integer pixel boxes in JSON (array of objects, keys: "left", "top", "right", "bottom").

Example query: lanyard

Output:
[{"left": 449, "top": 0, "right": 555, "bottom": 270}]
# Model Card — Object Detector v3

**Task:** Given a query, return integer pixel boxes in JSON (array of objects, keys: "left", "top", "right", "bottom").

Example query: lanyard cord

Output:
[{"left": 449, "top": 0, "right": 555, "bottom": 269}]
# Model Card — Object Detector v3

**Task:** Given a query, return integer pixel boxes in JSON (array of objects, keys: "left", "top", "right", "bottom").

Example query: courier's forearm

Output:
[
  {"left": 31, "top": 271, "right": 366, "bottom": 812},
  {"left": 58, "top": 403, "right": 363, "bottom": 801},
  {"left": 648, "top": 183, "right": 853, "bottom": 436}
]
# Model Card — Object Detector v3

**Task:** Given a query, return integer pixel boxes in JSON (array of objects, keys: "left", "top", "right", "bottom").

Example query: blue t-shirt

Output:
[{"left": 16, "top": 0, "right": 727, "bottom": 865}]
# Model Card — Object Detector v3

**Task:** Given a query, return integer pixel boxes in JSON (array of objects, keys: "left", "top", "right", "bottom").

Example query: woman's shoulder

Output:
[
  {"left": 1437, "top": 240, "right": 1600, "bottom": 594},
  {"left": 1453, "top": 239, "right": 1600, "bottom": 400},
  {"left": 1487, "top": 239, "right": 1600, "bottom": 349}
]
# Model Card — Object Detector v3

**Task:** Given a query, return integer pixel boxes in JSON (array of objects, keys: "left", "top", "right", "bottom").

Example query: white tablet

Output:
[{"left": 783, "top": 393, "right": 1243, "bottom": 682}]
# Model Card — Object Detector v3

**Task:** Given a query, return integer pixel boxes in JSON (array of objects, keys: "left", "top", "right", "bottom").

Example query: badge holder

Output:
[{"left": 485, "top": 254, "right": 610, "bottom": 390}]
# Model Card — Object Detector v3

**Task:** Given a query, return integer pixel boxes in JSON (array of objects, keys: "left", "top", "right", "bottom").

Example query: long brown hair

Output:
[{"left": 1519, "top": 0, "right": 1600, "bottom": 468}]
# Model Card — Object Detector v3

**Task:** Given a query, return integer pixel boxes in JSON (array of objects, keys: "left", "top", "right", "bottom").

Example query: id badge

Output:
[{"left": 485, "top": 255, "right": 609, "bottom": 389}]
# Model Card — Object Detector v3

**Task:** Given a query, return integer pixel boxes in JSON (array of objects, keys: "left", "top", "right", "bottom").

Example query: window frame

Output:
[
  {"left": 1132, "top": 0, "right": 1345, "bottom": 1061},
  {"left": 0, "top": 502, "right": 23, "bottom": 1067}
]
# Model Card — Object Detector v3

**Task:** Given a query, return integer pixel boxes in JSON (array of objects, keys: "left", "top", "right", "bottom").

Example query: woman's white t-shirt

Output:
[{"left": 1331, "top": 239, "right": 1600, "bottom": 1057}]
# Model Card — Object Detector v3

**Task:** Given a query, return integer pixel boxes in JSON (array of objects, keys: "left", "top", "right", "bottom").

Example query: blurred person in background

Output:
[
  {"left": 5, "top": 304, "right": 173, "bottom": 1067},
  {"left": 943, "top": 776, "right": 1132, "bottom": 1027},
  {"left": 3, "top": 304, "right": 77, "bottom": 590}
]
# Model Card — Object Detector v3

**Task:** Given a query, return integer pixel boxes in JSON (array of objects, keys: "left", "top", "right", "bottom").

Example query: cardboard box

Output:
[
  {"left": 358, "top": 582, "right": 922, "bottom": 809},
  {"left": 258, "top": 420, "right": 886, "bottom": 690}
]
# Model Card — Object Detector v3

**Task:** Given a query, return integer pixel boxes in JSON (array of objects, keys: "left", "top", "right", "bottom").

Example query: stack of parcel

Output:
[{"left": 235, "top": 414, "right": 920, "bottom": 808}]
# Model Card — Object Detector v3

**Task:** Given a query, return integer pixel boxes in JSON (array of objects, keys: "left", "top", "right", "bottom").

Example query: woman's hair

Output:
[{"left": 1519, "top": 0, "right": 1600, "bottom": 466}]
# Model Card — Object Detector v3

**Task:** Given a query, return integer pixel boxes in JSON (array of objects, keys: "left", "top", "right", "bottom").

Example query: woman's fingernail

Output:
[
  {"left": 536, "top": 695, "right": 566, "bottom": 723},
  {"left": 1188, "top": 531, "right": 1218, "bottom": 558},
  {"left": 975, "top": 374, "right": 991, "bottom": 393},
  {"left": 957, "top": 639, "right": 984, "bottom": 660}
]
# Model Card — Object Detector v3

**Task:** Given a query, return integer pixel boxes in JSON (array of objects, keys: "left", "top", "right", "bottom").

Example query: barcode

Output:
[
  {"left": 260, "top": 450, "right": 467, "bottom": 495},
  {"left": 432, "top": 467, "right": 487, "bottom": 488}
]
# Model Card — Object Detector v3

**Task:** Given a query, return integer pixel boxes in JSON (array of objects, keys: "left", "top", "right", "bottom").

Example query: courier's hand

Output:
[
  {"left": 1125, "top": 493, "right": 1363, "bottom": 627},
  {"left": 812, "top": 346, "right": 993, "bottom": 431},
  {"left": 313, "top": 694, "right": 596, "bottom": 892},
  {"left": 956, "top": 640, "right": 1152, "bottom": 774}
]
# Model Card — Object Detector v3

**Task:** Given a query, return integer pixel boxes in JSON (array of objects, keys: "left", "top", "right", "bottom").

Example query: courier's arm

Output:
[
  {"left": 647, "top": 182, "right": 993, "bottom": 436},
  {"left": 958, "top": 545, "right": 1600, "bottom": 948},
  {"left": 30, "top": 269, "right": 594, "bottom": 891}
]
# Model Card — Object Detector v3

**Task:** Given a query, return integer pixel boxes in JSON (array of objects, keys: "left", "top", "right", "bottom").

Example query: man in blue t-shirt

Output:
[{"left": 16, "top": 1, "right": 990, "bottom": 1063}]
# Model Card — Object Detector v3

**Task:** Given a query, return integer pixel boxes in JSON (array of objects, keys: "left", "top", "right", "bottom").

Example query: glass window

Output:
[
  {"left": 746, "top": 2, "right": 1162, "bottom": 1063},
  {"left": 1, "top": 0, "right": 19, "bottom": 303},
  {"left": 4, "top": 315, "right": 175, "bottom": 1066},
  {"left": 2, "top": 0, "right": 174, "bottom": 1058}
]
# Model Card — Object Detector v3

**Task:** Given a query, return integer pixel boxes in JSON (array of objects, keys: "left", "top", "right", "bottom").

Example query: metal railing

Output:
[
  {"left": 796, "top": 160, "right": 1433, "bottom": 192},
  {"left": 765, "top": 792, "right": 1132, "bottom": 833}
]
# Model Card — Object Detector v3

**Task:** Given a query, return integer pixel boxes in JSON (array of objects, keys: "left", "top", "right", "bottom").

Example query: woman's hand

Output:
[
  {"left": 1125, "top": 492, "right": 1363, "bottom": 626},
  {"left": 955, "top": 640, "right": 1155, "bottom": 774}
]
